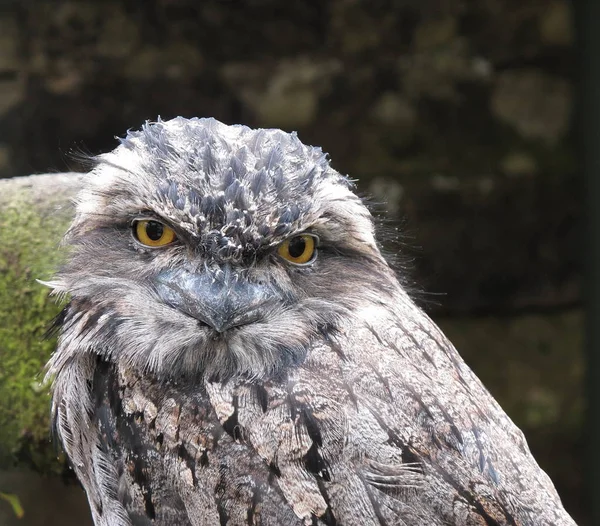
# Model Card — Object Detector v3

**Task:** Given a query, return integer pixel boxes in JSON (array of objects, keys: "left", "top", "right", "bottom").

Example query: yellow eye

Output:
[
  {"left": 134, "top": 220, "right": 177, "bottom": 247},
  {"left": 277, "top": 234, "right": 317, "bottom": 265}
]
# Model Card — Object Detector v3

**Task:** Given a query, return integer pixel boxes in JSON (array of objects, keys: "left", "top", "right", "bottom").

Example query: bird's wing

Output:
[{"left": 203, "top": 295, "right": 576, "bottom": 526}]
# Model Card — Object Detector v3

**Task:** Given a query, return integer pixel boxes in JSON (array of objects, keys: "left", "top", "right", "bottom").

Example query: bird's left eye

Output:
[
  {"left": 133, "top": 220, "right": 177, "bottom": 247},
  {"left": 277, "top": 234, "right": 317, "bottom": 265}
]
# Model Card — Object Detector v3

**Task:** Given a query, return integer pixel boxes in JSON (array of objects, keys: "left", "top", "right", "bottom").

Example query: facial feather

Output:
[{"left": 48, "top": 117, "right": 400, "bottom": 382}]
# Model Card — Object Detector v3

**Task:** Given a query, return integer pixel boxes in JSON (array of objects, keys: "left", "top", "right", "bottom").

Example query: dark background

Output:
[{"left": 0, "top": 0, "right": 588, "bottom": 524}]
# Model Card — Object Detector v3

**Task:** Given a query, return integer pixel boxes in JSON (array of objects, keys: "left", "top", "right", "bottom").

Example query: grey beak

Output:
[{"left": 154, "top": 266, "right": 276, "bottom": 333}]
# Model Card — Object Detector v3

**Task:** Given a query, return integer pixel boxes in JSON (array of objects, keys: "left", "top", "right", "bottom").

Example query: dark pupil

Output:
[
  {"left": 288, "top": 237, "right": 306, "bottom": 258},
  {"left": 146, "top": 221, "right": 164, "bottom": 241}
]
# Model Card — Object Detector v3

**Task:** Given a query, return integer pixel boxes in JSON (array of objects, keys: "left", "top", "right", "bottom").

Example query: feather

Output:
[{"left": 46, "top": 117, "right": 577, "bottom": 526}]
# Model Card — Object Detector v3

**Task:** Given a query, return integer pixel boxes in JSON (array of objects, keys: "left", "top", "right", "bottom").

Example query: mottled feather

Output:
[{"left": 45, "top": 117, "right": 576, "bottom": 526}]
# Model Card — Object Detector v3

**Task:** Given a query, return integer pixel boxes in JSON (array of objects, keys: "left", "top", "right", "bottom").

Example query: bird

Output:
[{"left": 44, "top": 117, "right": 576, "bottom": 526}]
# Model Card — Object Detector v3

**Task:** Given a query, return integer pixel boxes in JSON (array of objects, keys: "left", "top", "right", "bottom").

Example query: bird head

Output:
[{"left": 49, "top": 117, "right": 400, "bottom": 381}]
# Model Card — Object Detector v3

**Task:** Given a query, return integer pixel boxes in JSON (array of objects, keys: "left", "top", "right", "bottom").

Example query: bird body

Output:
[{"left": 45, "top": 117, "right": 576, "bottom": 525}]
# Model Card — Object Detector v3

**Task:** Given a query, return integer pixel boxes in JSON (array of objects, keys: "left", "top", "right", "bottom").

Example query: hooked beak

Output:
[{"left": 154, "top": 266, "right": 280, "bottom": 333}]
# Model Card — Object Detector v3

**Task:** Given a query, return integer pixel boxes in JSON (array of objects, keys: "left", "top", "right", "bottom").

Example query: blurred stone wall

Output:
[{"left": 0, "top": 0, "right": 583, "bottom": 524}]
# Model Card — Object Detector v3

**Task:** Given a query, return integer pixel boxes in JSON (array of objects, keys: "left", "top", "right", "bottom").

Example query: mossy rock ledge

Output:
[{"left": 0, "top": 173, "right": 81, "bottom": 471}]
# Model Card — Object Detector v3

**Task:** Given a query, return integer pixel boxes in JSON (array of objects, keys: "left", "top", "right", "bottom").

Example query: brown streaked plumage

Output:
[{"left": 45, "top": 117, "right": 576, "bottom": 525}]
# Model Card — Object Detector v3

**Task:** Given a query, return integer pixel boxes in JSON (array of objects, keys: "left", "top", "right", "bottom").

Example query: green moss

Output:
[{"left": 0, "top": 188, "right": 71, "bottom": 470}]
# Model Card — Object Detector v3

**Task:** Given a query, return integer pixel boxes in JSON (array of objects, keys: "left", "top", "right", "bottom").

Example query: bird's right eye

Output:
[{"left": 133, "top": 220, "right": 177, "bottom": 247}]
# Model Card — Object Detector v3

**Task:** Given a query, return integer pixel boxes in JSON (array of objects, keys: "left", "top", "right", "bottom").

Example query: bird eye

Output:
[
  {"left": 277, "top": 234, "right": 317, "bottom": 265},
  {"left": 133, "top": 220, "right": 177, "bottom": 247}
]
